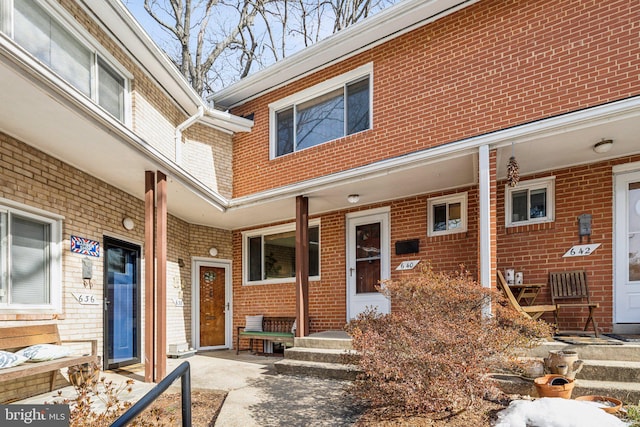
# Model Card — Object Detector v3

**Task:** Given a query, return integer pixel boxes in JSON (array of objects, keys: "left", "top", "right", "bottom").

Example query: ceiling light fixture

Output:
[
  {"left": 593, "top": 139, "right": 613, "bottom": 154},
  {"left": 347, "top": 194, "right": 360, "bottom": 204}
]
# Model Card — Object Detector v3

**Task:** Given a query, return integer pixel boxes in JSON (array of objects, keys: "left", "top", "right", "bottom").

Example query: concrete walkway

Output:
[{"left": 17, "top": 351, "right": 363, "bottom": 426}]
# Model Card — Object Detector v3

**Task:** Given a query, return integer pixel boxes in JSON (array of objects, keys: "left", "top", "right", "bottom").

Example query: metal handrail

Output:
[{"left": 110, "top": 361, "right": 191, "bottom": 427}]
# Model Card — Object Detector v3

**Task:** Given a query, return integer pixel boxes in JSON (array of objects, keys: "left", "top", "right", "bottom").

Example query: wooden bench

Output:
[
  {"left": 236, "top": 317, "right": 295, "bottom": 355},
  {"left": 0, "top": 324, "right": 98, "bottom": 392},
  {"left": 549, "top": 270, "right": 599, "bottom": 337}
]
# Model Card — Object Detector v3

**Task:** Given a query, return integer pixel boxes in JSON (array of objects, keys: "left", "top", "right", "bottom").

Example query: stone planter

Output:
[{"left": 543, "top": 350, "right": 584, "bottom": 380}]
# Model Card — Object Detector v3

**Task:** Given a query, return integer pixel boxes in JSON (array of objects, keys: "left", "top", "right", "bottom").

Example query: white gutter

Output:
[
  {"left": 227, "top": 96, "right": 640, "bottom": 209},
  {"left": 175, "top": 105, "right": 205, "bottom": 165}
]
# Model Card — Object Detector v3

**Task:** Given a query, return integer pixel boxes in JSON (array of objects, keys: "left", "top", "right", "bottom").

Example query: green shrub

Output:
[{"left": 345, "top": 265, "right": 553, "bottom": 415}]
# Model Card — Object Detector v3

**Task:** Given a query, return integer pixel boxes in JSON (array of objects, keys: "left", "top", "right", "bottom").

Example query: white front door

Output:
[
  {"left": 346, "top": 208, "right": 391, "bottom": 320},
  {"left": 614, "top": 170, "right": 640, "bottom": 324}
]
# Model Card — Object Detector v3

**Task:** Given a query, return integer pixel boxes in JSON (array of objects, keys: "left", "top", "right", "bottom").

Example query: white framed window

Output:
[
  {"left": 242, "top": 221, "right": 320, "bottom": 285},
  {"left": 427, "top": 193, "right": 468, "bottom": 237},
  {"left": 1, "top": 0, "right": 130, "bottom": 123},
  {"left": 505, "top": 176, "right": 555, "bottom": 227},
  {"left": 269, "top": 63, "right": 373, "bottom": 158},
  {"left": 0, "top": 199, "right": 62, "bottom": 313}
]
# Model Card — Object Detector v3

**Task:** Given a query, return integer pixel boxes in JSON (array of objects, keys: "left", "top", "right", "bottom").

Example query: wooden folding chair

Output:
[
  {"left": 549, "top": 271, "right": 599, "bottom": 337},
  {"left": 497, "top": 271, "right": 557, "bottom": 320}
]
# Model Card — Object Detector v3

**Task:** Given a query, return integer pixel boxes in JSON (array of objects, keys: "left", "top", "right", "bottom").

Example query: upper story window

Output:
[
  {"left": 1, "top": 0, "right": 129, "bottom": 122},
  {"left": 243, "top": 221, "right": 320, "bottom": 285},
  {"left": 0, "top": 200, "right": 62, "bottom": 313},
  {"left": 270, "top": 63, "right": 372, "bottom": 158},
  {"left": 427, "top": 193, "right": 468, "bottom": 237},
  {"left": 505, "top": 176, "right": 555, "bottom": 227}
]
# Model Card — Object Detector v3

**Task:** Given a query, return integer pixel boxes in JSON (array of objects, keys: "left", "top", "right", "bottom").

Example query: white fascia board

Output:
[
  {"left": 0, "top": 35, "right": 229, "bottom": 212},
  {"left": 83, "top": 1, "right": 251, "bottom": 134},
  {"left": 211, "top": 0, "right": 480, "bottom": 109},
  {"left": 228, "top": 96, "right": 640, "bottom": 209},
  {"left": 201, "top": 108, "right": 254, "bottom": 134}
]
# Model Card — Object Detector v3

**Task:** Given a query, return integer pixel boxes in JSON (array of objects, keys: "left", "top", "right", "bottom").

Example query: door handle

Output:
[{"left": 349, "top": 268, "right": 355, "bottom": 277}]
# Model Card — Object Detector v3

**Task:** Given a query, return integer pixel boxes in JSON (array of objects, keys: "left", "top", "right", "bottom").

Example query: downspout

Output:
[{"left": 175, "top": 105, "right": 204, "bottom": 165}]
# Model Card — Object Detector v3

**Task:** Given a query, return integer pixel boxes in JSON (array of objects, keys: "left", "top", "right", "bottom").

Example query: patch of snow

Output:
[{"left": 494, "top": 398, "right": 629, "bottom": 427}]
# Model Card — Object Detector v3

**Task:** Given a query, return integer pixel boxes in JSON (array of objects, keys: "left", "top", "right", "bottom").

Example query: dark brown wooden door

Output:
[{"left": 199, "top": 266, "right": 225, "bottom": 347}]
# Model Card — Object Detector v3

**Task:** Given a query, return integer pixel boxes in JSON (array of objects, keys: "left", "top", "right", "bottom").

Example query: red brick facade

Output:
[
  {"left": 230, "top": 0, "right": 640, "bottom": 197},
  {"left": 229, "top": 0, "right": 640, "bottom": 339}
]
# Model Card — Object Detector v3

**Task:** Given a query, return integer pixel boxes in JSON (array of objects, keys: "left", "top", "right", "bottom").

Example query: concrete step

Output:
[
  {"left": 284, "top": 347, "right": 356, "bottom": 364},
  {"left": 493, "top": 374, "right": 640, "bottom": 405},
  {"left": 521, "top": 356, "right": 640, "bottom": 383},
  {"left": 526, "top": 340, "right": 640, "bottom": 361},
  {"left": 294, "top": 332, "right": 352, "bottom": 350},
  {"left": 578, "top": 359, "right": 640, "bottom": 383},
  {"left": 274, "top": 359, "right": 359, "bottom": 381}
]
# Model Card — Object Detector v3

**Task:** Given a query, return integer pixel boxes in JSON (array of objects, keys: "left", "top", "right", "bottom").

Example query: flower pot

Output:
[
  {"left": 534, "top": 374, "right": 575, "bottom": 399},
  {"left": 575, "top": 395, "right": 623, "bottom": 414}
]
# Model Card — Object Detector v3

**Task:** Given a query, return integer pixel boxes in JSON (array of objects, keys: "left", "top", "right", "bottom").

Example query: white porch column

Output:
[{"left": 478, "top": 144, "right": 495, "bottom": 317}]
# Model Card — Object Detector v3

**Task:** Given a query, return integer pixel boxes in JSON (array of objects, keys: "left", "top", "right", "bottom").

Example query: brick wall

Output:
[
  {"left": 498, "top": 155, "right": 640, "bottom": 332},
  {"left": 229, "top": 0, "right": 640, "bottom": 197},
  {"left": 232, "top": 186, "right": 481, "bottom": 340},
  {"left": 231, "top": 153, "right": 640, "bottom": 339},
  {"left": 58, "top": 0, "right": 234, "bottom": 195},
  {"left": 0, "top": 133, "right": 231, "bottom": 402}
]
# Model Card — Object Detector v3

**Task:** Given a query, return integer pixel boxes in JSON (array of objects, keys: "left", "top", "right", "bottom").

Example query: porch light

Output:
[
  {"left": 347, "top": 194, "right": 360, "bottom": 204},
  {"left": 209, "top": 247, "right": 218, "bottom": 257},
  {"left": 122, "top": 217, "right": 135, "bottom": 230},
  {"left": 593, "top": 139, "right": 613, "bottom": 154}
]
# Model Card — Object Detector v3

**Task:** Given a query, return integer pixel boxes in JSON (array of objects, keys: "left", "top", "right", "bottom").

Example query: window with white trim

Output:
[
  {"left": 270, "top": 63, "right": 372, "bottom": 158},
  {"left": 0, "top": 201, "right": 62, "bottom": 312},
  {"left": 243, "top": 222, "right": 320, "bottom": 284},
  {"left": 427, "top": 193, "right": 468, "bottom": 237},
  {"left": 505, "top": 177, "right": 555, "bottom": 227},
  {"left": 1, "top": 0, "right": 129, "bottom": 122}
]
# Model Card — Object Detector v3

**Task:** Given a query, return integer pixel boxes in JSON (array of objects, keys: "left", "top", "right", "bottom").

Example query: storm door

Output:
[
  {"left": 614, "top": 170, "right": 640, "bottom": 325},
  {"left": 103, "top": 237, "right": 140, "bottom": 369},
  {"left": 346, "top": 208, "right": 391, "bottom": 320}
]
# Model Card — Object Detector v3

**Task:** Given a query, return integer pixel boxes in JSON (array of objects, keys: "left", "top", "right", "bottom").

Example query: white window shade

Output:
[{"left": 10, "top": 216, "right": 50, "bottom": 304}]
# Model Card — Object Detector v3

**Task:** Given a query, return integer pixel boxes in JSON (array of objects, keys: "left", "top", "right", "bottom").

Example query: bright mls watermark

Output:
[{"left": 0, "top": 405, "right": 69, "bottom": 426}]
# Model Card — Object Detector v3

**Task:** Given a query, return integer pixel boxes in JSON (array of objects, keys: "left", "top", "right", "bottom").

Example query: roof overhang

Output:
[
  {"left": 211, "top": 0, "right": 481, "bottom": 109},
  {"left": 2, "top": 31, "right": 639, "bottom": 231}
]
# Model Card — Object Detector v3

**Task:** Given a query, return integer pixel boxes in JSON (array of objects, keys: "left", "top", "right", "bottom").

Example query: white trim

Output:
[
  {"left": 229, "top": 97, "right": 640, "bottom": 211},
  {"left": 505, "top": 176, "right": 555, "bottom": 227},
  {"left": 613, "top": 168, "right": 640, "bottom": 326},
  {"left": 268, "top": 63, "right": 373, "bottom": 159},
  {"left": 241, "top": 219, "right": 321, "bottom": 286},
  {"left": 346, "top": 207, "right": 391, "bottom": 320},
  {"left": 613, "top": 161, "right": 640, "bottom": 174},
  {"left": 0, "top": 201, "right": 62, "bottom": 314},
  {"left": 191, "top": 257, "right": 233, "bottom": 350},
  {"left": 478, "top": 145, "right": 491, "bottom": 295},
  {"left": 212, "top": 0, "right": 480, "bottom": 109},
  {"left": 427, "top": 192, "right": 468, "bottom": 237},
  {"left": 8, "top": 0, "right": 132, "bottom": 125}
]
